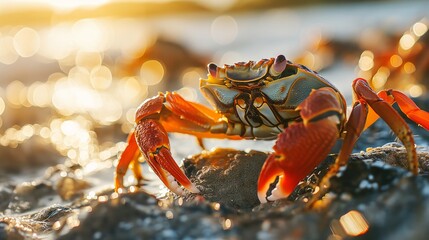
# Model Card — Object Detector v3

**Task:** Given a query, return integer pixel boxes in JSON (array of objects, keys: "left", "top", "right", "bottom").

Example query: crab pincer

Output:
[
  {"left": 257, "top": 87, "right": 344, "bottom": 202},
  {"left": 115, "top": 93, "right": 200, "bottom": 195}
]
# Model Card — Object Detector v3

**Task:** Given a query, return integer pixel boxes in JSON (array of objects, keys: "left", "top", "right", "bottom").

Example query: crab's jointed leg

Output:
[
  {"left": 257, "top": 87, "right": 346, "bottom": 203},
  {"left": 307, "top": 101, "right": 368, "bottom": 206},
  {"left": 364, "top": 88, "right": 429, "bottom": 131},
  {"left": 353, "top": 78, "right": 420, "bottom": 174},
  {"left": 115, "top": 131, "right": 141, "bottom": 191},
  {"left": 115, "top": 92, "right": 241, "bottom": 194},
  {"left": 309, "top": 78, "right": 427, "bottom": 207}
]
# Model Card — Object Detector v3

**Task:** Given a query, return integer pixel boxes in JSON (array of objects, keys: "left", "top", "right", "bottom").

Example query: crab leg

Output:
[
  {"left": 115, "top": 92, "right": 241, "bottom": 194},
  {"left": 353, "top": 78, "right": 418, "bottom": 174},
  {"left": 115, "top": 132, "right": 141, "bottom": 191},
  {"left": 363, "top": 88, "right": 429, "bottom": 131},
  {"left": 307, "top": 101, "right": 368, "bottom": 206},
  {"left": 258, "top": 87, "right": 345, "bottom": 203}
]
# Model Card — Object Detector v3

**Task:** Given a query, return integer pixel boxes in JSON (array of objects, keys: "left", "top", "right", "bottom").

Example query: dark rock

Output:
[
  {"left": 0, "top": 205, "right": 72, "bottom": 240},
  {"left": 0, "top": 221, "right": 25, "bottom": 240},
  {"left": 182, "top": 144, "right": 429, "bottom": 210},
  {"left": 178, "top": 144, "right": 429, "bottom": 239},
  {"left": 0, "top": 184, "right": 14, "bottom": 212},
  {"left": 182, "top": 148, "right": 267, "bottom": 210},
  {"left": 28, "top": 205, "right": 73, "bottom": 231},
  {"left": 8, "top": 180, "right": 57, "bottom": 213},
  {"left": 3, "top": 138, "right": 429, "bottom": 239},
  {"left": 57, "top": 189, "right": 243, "bottom": 240}
]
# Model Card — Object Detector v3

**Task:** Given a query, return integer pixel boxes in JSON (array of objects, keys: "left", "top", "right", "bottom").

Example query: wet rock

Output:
[
  {"left": 0, "top": 221, "right": 25, "bottom": 240},
  {"left": 57, "top": 191, "right": 177, "bottom": 239},
  {"left": 182, "top": 148, "right": 267, "bottom": 210},
  {"left": 363, "top": 143, "right": 429, "bottom": 173},
  {"left": 0, "top": 184, "right": 14, "bottom": 212},
  {"left": 0, "top": 205, "right": 72, "bottom": 240},
  {"left": 56, "top": 188, "right": 241, "bottom": 240},
  {"left": 182, "top": 144, "right": 429, "bottom": 211},
  {"left": 20, "top": 143, "right": 428, "bottom": 240},
  {"left": 7, "top": 180, "right": 57, "bottom": 213},
  {"left": 2, "top": 137, "right": 428, "bottom": 239},
  {"left": 28, "top": 205, "right": 73, "bottom": 232},
  {"left": 177, "top": 144, "right": 429, "bottom": 239}
]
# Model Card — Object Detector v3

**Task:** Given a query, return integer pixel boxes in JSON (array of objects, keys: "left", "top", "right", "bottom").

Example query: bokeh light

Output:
[
  {"left": 399, "top": 33, "right": 415, "bottom": 51},
  {"left": 72, "top": 19, "right": 109, "bottom": 52},
  {"left": 90, "top": 65, "right": 112, "bottom": 90},
  {"left": 403, "top": 62, "right": 415, "bottom": 74},
  {"left": 358, "top": 50, "right": 374, "bottom": 71},
  {"left": 371, "top": 67, "right": 390, "bottom": 89},
  {"left": 6, "top": 80, "right": 27, "bottom": 107},
  {"left": 412, "top": 21, "right": 428, "bottom": 37},
  {"left": 211, "top": 15, "right": 238, "bottom": 45},
  {"left": 75, "top": 51, "right": 103, "bottom": 70},
  {"left": 0, "top": 98, "right": 5, "bottom": 115},
  {"left": 182, "top": 69, "right": 203, "bottom": 87},
  {"left": 140, "top": 60, "right": 165, "bottom": 86},
  {"left": 0, "top": 36, "right": 19, "bottom": 64},
  {"left": 38, "top": 23, "right": 74, "bottom": 60},
  {"left": 389, "top": 54, "right": 403, "bottom": 68},
  {"left": 409, "top": 84, "right": 423, "bottom": 97},
  {"left": 13, "top": 27, "right": 40, "bottom": 58},
  {"left": 339, "top": 210, "right": 369, "bottom": 237}
]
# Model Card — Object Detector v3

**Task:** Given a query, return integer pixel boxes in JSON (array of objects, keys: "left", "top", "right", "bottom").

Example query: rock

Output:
[
  {"left": 3, "top": 143, "right": 429, "bottom": 239},
  {"left": 56, "top": 189, "right": 241, "bottom": 239},
  {"left": 0, "top": 221, "right": 25, "bottom": 240},
  {"left": 7, "top": 180, "right": 57, "bottom": 213},
  {"left": 0, "top": 205, "right": 72, "bottom": 239},
  {"left": 0, "top": 184, "right": 14, "bottom": 212},
  {"left": 182, "top": 144, "right": 429, "bottom": 210},
  {"left": 178, "top": 144, "right": 429, "bottom": 239},
  {"left": 182, "top": 148, "right": 267, "bottom": 210}
]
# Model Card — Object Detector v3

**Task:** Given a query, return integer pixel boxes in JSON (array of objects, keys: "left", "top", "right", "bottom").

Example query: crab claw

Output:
[
  {"left": 257, "top": 153, "right": 294, "bottom": 203},
  {"left": 135, "top": 119, "right": 199, "bottom": 195},
  {"left": 258, "top": 88, "right": 343, "bottom": 203}
]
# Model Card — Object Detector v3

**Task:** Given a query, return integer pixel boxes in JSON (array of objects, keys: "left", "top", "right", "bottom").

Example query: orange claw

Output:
[
  {"left": 258, "top": 88, "right": 343, "bottom": 203},
  {"left": 134, "top": 119, "right": 199, "bottom": 195},
  {"left": 115, "top": 92, "right": 232, "bottom": 195},
  {"left": 257, "top": 153, "right": 283, "bottom": 203}
]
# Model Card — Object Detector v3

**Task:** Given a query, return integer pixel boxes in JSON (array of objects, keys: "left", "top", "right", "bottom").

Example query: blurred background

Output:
[{"left": 0, "top": 0, "right": 428, "bottom": 188}]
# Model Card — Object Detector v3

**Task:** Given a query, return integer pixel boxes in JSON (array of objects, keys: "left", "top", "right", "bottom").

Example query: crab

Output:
[{"left": 114, "top": 55, "right": 429, "bottom": 203}]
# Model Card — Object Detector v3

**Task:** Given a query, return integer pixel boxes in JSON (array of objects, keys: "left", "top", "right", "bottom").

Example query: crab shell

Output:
[{"left": 199, "top": 55, "right": 346, "bottom": 139}]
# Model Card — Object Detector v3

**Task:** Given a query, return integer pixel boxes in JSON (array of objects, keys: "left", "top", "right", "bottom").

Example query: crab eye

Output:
[
  {"left": 208, "top": 63, "right": 218, "bottom": 78},
  {"left": 269, "top": 55, "right": 287, "bottom": 77}
]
